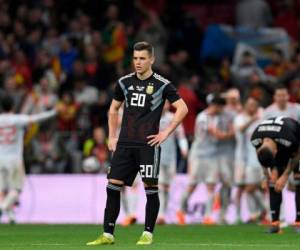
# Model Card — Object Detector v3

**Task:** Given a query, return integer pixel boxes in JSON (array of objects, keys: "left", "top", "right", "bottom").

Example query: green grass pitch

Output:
[{"left": 1, "top": 224, "right": 300, "bottom": 250}]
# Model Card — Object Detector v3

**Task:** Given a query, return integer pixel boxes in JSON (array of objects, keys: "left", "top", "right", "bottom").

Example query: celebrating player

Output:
[
  {"left": 87, "top": 41, "right": 188, "bottom": 246},
  {"left": 251, "top": 116, "right": 300, "bottom": 233},
  {"left": 157, "top": 101, "right": 188, "bottom": 224},
  {"left": 234, "top": 97, "right": 267, "bottom": 223},
  {"left": 0, "top": 95, "right": 56, "bottom": 223}
]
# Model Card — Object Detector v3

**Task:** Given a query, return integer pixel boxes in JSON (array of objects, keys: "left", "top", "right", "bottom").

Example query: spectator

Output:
[{"left": 82, "top": 127, "right": 110, "bottom": 173}]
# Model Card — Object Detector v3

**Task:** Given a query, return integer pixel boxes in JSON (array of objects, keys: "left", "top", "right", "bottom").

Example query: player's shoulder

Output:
[
  {"left": 118, "top": 72, "right": 136, "bottom": 84},
  {"left": 196, "top": 110, "right": 208, "bottom": 121},
  {"left": 288, "top": 102, "right": 300, "bottom": 109},
  {"left": 152, "top": 72, "right": 171, "bottom": 86},
  {"left": 264, "top": 103, "right": 276, "bottom": 113}
]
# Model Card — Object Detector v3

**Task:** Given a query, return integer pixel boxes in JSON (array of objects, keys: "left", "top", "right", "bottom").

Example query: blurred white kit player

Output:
[
  {"left": 234, "top": 97, "right": 267, "bottom": 222},
  {"left": 0, "top": 95, "right": 56, "bottom": 223},
  {"left": 264, "top": 86, "right": 300, "bottom": 122},
  {"left": 157, "top": 102, "right": 188, "bottom": 224},
  {"left": 177, "top": 94, "right": 226, "bottom": 225}
]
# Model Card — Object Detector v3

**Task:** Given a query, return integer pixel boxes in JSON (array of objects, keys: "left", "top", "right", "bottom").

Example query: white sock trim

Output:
[
  {"left": 103, "top": 233, "right": 114, "bottom": 239},
  {"left": 142, "top": 231, "right": 153, "bottom": 238}
]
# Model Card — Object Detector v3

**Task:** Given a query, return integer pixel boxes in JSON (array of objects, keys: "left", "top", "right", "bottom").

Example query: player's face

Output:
[
  {"left": 133, "top": 50, "right": 154, "bottom": 75},
  {"left": 245, "top": 98, "right": 258, "bottom": 115},
  {"left": 274, "top": 89, "right": 289, "bottom": 106}
]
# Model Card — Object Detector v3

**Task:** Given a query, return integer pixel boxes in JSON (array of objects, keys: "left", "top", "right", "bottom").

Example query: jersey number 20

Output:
[{"left": 131, "top": 93, "right": 146, "bottom": 107}]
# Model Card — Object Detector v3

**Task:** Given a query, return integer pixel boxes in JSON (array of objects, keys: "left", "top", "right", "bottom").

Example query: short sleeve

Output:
[
  {"left": 163, "top": 83, "right": 180, "bottom": 103},
  {"left": 113, "top": 82, "right": 125, "bottom": 102}
]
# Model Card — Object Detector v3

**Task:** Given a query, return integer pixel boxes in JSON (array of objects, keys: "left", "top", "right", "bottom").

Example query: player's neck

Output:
[
  {"left": 277, "top": 103, "right": 287, "bottom": 110},
  {"left": 136, "top": 69, "right": 153, "bottom": 80}
]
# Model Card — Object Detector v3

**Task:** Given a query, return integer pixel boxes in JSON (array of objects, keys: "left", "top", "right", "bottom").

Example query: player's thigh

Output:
[
  {"left": 10, "top": 164, "right": 25, "bottom": 191},
  {"left": 0, "top": 167, "right": 8, "bottom": 192},
  {"left": 218, "top": 155, "right": 234, "bottom": 185},
  {"left": 203, "top": 158, "right": 219, "bottom": 184},
  {"left": 245, "top": 166, "right": 263, "bottom": 185},
  {"left": 136, "top": 145, "right": 161, "bottom": 186},
  {"left": 109, "top": 146, "right": 139, "bottom": 186},
  {"left": 187, "top": 155, "right": 203, "bottom": 185},
  {"left": 234, "top": 161, "right": 246, "bottom": 186},
  {"left": 159, "top": 161, "right": 176, "bottom": 185}
]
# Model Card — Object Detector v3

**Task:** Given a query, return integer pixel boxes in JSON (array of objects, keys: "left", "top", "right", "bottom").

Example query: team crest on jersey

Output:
[{"left": 146, "top": 84, "right": 154, "bottom": 94}]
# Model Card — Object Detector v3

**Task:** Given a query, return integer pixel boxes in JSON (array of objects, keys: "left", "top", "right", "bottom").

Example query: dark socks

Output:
[
  {"left": 269, "top": 186, "right": 282, "bottom": 222},
  {"left": 144, "top": 187, "right": 160, "bottom": 233},
  {"left": 295, "top": 185, "right": 300, "bottom": 222},
  {"left": 103, "top": 183, "right": 122, "bottom": 235}
]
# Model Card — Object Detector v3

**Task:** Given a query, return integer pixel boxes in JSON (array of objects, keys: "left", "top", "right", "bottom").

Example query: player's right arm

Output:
[{"left": 108, "top": 99, "right": 123, "bottom": 152}]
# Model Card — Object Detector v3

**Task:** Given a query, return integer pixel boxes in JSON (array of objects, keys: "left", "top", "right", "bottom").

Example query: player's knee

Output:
[
  {"left": 108, "top": 179, "right": 124, "bottom": 186},
  {"left": 245, "top": 184, "right": 256, "bottom": 193},
  {"left": 143, "top": 182, "right": 158, "bottom": 188}
]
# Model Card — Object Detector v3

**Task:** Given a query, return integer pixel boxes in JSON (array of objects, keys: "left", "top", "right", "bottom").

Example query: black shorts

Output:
[{"left": 108, "top": 145, "right": 161, "bottom": 186}]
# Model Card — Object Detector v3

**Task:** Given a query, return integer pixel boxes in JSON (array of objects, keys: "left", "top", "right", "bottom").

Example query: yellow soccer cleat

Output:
[
  {"left": 136, "top": 232, "right": 153, "bottom": 245},
  {"left": 86, "top": 234, "right": 115, "bottom": 246}
]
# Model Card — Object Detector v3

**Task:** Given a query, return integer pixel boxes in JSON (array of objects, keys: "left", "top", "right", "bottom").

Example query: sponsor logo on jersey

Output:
[
  {"left": 136, "top": 86, "right": 145, "bottom": 92},
  {"left": 128, "top": 85, "right": 134, "bottom": 91},
  {"left": 146, "top": 84, "right": 154, "bottom": 94},
  {"left": 258, "top": 125, "right": 281, "bottom": 132}
]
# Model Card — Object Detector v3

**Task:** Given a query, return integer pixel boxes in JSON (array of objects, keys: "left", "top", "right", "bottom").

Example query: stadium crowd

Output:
[{"left": 0, "top": 0, "right": 300, "bottom": 225}]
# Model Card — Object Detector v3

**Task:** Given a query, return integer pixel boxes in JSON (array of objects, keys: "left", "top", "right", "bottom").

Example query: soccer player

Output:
[
  {"left": 157, "top": 101, "right": 188, "bottom": 224},
  {"left": 234, "top": 97, "right": 267, "bottom": 223},
  {"left": 0, "top": 95, "right": 56, "bottom": 223},
  {"left": 87, "top": 41, "right": 188, "bottom": 245},
  {"left": 251, "top": 117, "right": 300, "bottom": 233},
  {"left": 264, "top": 85, "right": 300, "bottom": 121},
  {"left": 177, "top": 94, "right": 226, "bottom": 225},
  {"left": 263, "top": 85, "right": 300, "bottom": 226}
]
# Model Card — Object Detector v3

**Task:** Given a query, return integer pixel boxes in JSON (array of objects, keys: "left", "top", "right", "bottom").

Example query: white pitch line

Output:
[{"left": 157, "top": 243, "right": 299, "bottom": 248}]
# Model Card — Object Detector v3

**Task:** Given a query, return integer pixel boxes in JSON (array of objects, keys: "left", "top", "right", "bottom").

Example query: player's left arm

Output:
[
  {"left": 148, "top": 98, "right": 188, "bottom": 146},
  {"left": 175, "top": 122, "right": 189, "bottom": 158},
  {"left": 275, "top": 150, "right": 300, "bottom": 192}
]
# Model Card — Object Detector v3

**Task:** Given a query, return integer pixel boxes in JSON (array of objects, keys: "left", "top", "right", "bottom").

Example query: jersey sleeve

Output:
[
  {"left": 234, "top": 115, "right": 245, "bottom": 132},
  {"left": 113, "top": 81, "right": 125, "bottom": 102},
  {"left": 163, "top": 83, "right": 180, "bottom": 103},
  {"left": 250, "top": 127, "right": 262, "bottom": 148}
]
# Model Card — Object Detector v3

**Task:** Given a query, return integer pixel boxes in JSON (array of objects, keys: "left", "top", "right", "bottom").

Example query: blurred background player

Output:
[
  {"left": 216, "top": 89, "right": 240, "bottom": 223},
  {"left": 234, "top": 97, "right": 267, "bottom": 223},
  {"left": 264, "top": 85, "right": 300, "bottom": 121},
  {"left": 157, "top": 101, "right": 188, "bottom": 224},
  {"left": 251, "top": 117, "right": 300, "bottom": 233},
  {"left": 177, "top": 94, "right": 226, "bottom": 225},
  {"left": 0, "top": 95, "right": 56, "bottom": 223}
]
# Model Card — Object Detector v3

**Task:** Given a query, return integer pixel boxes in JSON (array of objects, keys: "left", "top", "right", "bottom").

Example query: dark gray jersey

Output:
[{"left": 113, "top": 72, "right": 180, "bottom": 147}]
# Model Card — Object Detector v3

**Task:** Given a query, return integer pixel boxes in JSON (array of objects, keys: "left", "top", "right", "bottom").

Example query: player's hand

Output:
[
  {"left": 275, "top": 175, "right": 288, "bottom": 192},
  {"left": 181, "top": 150, "right": 188, "bottom": 159},
  {"left": 147, "top": 131, "right": 169, "bottom": 146},
  {"left": 108, "top": 137, "right": 118, "bottom": 152},
  {"left": 261, "top": 179, "right": 269, "bottom": 191}
]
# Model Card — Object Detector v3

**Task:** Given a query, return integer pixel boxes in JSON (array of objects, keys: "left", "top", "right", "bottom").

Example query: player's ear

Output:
[{"left": 151, "top": 56, "right": 155, "bottom": 65}]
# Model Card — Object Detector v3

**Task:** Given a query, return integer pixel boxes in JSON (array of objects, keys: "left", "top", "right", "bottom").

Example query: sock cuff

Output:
[
  {"left": 145, "top": 187, "right": 159, "bottom": 195},
  {"left": 107, "top": 183, "right": 122, "bottom": 192}
]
